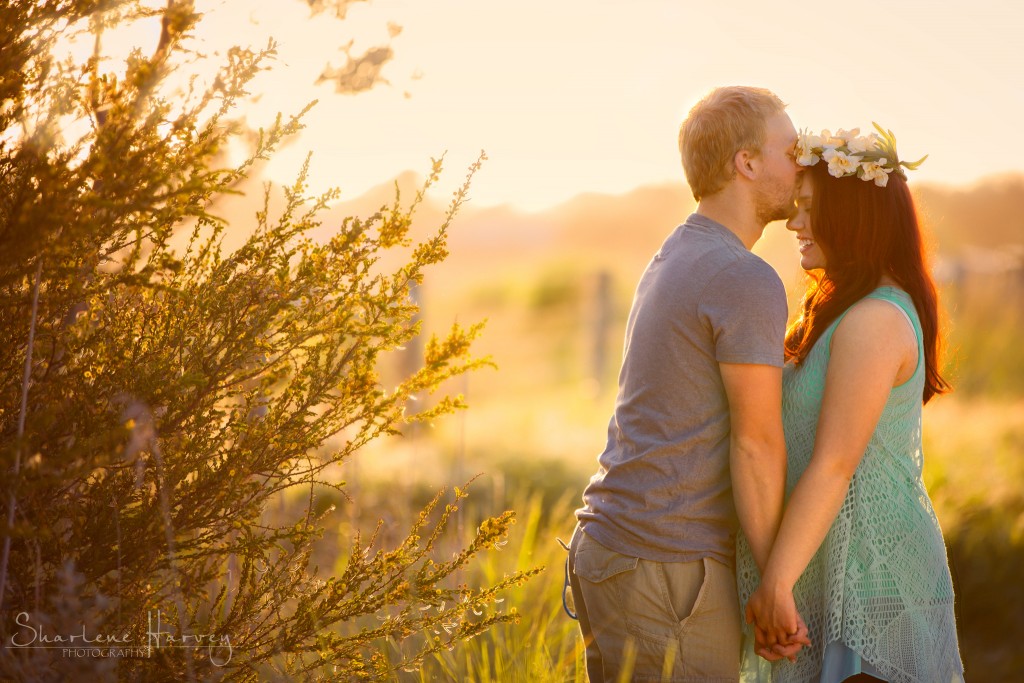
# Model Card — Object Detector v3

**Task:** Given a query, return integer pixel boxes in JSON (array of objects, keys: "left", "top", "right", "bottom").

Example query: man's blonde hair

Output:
[{"left": 678, "top": 86, "right": 787, "bottom": 201}]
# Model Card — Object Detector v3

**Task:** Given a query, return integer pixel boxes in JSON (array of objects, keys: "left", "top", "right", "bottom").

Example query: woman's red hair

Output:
[{"left": 784, "top": 161, "right": 950, "bottom": 404}]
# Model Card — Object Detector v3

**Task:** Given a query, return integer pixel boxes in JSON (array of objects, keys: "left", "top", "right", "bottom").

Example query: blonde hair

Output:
[{"left": 678, "top": 86, "right": 787, "bottom": 200}]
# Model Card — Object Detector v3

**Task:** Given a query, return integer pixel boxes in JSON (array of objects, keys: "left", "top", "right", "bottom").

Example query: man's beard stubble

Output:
[{"left": 755, "top": 180, "right": 798, "bottom": 226}]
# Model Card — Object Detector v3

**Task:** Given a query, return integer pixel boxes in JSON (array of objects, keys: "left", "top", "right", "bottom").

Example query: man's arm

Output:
[
  {"left": 720, "top": 362, "right": 787, "bottom": 573},
  {"left": 722, "top": 362, "right": 808, "bottom": 661}
]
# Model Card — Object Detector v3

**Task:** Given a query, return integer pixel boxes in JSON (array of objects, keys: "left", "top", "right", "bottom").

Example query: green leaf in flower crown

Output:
[
  {"left": 872, "top": 121, "right": 896, "bottom": 144},
  {"left": 902, "top": 154, "right": 929, "bottom": 170}
]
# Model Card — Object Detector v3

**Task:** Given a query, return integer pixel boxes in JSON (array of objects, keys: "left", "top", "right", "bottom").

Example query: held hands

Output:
[{"left": 745, "top": 581, "right": 812, "bottom": 663}]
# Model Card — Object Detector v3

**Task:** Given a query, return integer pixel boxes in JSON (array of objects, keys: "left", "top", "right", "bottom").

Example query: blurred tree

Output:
[{"left": 0, "top": 1, "right": 534, "bottom": 680}]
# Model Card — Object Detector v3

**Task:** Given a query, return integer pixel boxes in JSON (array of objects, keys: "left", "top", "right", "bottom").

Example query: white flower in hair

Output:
[
  {"left": 823, "top": 147, "right": 862, "bottom": 178},
  {"left": 847, "top": 133, "right": 880, "bottom": 154},
  {"left": 796, "top": 132, "right": 823, "bottom": 165},
  {"left": 835, "top": 128, "right": 860, "bottom": 143},
  {"left": 820, "top": 129, "right": 845, "bottom": 150},
  {"left": 861, "top": 159, "right": 893, "bottom": 187},
  {"left": 797, "top": 148, "right": 821, "bottom": 166},
  {"left": 796, "top": 123, "right": 928, "bottom": 185}
]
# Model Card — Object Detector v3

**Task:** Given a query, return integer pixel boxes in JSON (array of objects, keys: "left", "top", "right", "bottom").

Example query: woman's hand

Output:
[{"left": 745, "top": 581, "right": 812, "bottom": 663}]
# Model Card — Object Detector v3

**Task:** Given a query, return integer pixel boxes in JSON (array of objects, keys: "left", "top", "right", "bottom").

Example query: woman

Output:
[{"left": 736, "top": 126, "right": 965, "bottom": 682}]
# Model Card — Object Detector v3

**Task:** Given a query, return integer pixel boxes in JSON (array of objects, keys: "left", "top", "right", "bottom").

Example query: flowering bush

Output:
[{"left": 0, "top": 2, "right": 537, "bottom": 680}]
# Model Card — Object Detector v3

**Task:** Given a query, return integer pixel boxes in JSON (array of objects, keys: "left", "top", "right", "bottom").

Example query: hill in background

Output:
[
  {"left": 202, "top": 167, "right": 1024, "bottom": 438},
  {"left": 298, "top": 170, "right": 1024, "bottom": 304}
]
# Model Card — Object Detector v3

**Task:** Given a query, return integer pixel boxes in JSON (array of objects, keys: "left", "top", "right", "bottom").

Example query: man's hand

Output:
[
  {"left": 751, "top": 615, "right": 810, "bottom": 663},
  {"left": 745, "top": 583, "right": 812, "bottom": 663}
]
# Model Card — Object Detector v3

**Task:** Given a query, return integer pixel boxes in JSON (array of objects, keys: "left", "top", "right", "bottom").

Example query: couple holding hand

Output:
[{"left": 568, "top": 86, "right": 964, "bottom": 683}]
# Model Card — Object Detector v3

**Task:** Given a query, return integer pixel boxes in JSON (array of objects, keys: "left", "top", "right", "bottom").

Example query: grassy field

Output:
[
  {"left": 334, "top": 391, "right": 1023, "bottom": 680},
  {"left": 329, "top": 276, "right": 1024, "bottom": 680}
]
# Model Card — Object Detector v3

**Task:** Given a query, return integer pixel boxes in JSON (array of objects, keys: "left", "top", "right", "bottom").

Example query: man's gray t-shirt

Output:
[{"left": 576, "top": 213, "right": 787, "bottom": 566}]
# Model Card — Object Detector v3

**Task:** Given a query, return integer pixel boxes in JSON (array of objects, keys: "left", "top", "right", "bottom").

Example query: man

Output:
[{"left": 568, "top": 86, "right": 804, "bottom": 681}]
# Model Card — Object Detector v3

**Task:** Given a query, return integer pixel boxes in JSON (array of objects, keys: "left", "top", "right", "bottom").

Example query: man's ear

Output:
[{"left": 734, "top": 149, "right": 758, "bottom": 181}]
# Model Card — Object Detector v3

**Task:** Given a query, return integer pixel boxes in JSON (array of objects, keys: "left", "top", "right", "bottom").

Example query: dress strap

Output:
[
  {"left": 865, "top": 287, "right": 924, "bottom": 387},
  {"left": 822, "top": 287, "right": 921, "bottom": 359},
  {"left": 871, "top": 297, "right": 916, "bottom": 340},
  {"left": 865, "top": 287, "right": 922, "bottom": 343}
]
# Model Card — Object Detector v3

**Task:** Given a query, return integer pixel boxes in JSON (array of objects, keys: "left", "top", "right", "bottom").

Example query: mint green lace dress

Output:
[{"left": 737, "top": 287, "right": 964, "bottom": 683}]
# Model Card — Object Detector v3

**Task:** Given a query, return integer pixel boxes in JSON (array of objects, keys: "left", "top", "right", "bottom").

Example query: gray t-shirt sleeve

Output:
[{"left": 697, "top": 257, "right": 788, "bottom": 367}]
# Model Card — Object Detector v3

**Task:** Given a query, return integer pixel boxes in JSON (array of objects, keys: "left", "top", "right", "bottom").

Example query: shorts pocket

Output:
[
  {"left": 572, "top": 532, "right": 639, "bottom": 584},
  {"left": 662, "top": 557, "right": 710, "bottom": 630},
  {"left": 675, "top": 558, "right": 741, "bottom": 679}
]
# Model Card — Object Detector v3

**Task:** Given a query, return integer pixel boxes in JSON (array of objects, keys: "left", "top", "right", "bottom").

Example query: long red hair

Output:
[{"left": 784, "top": 161, "right": 950, "bottom": 404}]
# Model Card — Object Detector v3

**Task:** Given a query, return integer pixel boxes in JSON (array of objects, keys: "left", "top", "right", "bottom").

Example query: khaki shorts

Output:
[{"left": 569, "top": 527, "right": 741, "bottom": 682}]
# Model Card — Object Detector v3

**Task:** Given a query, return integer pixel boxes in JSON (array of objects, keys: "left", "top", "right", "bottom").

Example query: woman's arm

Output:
[{"left": 746, "top": 298, "right": 917, "bottom": 656}]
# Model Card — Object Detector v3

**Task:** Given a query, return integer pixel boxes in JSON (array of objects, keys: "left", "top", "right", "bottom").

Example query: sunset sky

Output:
[{"left": 108, "top": 0, "right": 1023, "bottom": 211}]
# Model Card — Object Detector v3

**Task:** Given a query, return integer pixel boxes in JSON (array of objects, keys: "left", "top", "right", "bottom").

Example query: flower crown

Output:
[{"left": 796, "top": 122, "right": 927, "bottom": 187}]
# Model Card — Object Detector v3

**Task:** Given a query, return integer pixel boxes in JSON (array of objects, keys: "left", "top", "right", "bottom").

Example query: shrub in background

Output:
[{"left": 0, "top": 2, "right": 536, "bottom": 680}]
